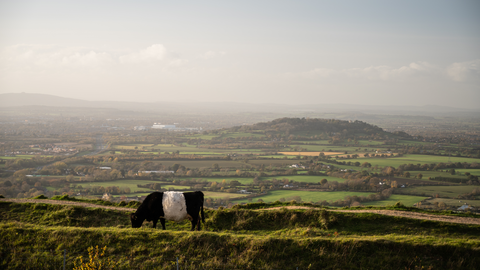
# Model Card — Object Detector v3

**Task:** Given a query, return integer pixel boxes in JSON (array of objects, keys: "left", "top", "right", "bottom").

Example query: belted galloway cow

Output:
[{"left": 130, "top": 191, "right": 205, "bottom": 231}]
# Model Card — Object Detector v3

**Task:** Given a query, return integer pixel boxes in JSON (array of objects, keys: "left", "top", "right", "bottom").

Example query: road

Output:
[{"left": 83, "top": 134, "right": 106, "bottom": 156}]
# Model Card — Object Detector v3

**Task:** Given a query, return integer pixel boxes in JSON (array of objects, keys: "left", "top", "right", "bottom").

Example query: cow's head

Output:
[{"left": 130, "top": 213, "right": 144, "bottom": 228}]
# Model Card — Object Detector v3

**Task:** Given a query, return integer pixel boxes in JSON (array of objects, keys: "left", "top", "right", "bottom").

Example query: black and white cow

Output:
[{"left": 130, "top": 191, "right": 205, "bottom": 231}]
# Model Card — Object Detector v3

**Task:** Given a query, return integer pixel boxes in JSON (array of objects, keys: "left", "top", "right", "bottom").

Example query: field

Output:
[
  {"left": 279, "top": 151, "right": 344, "bottom": 156},
  {"left": 362, "top": 194, "right": 429, "bottom": 207},
  {"left": 2, "top": 116, "right": 479, "bottom": 221},
  {"left": 261, "top": 175, "right": 347, "bottom": 183},
  {"left": 2, "top": 113, "right": 480, "bottom": 268},
  {"left": 402, "top": 186, "right": 478, "bottom": 198},
  {"left": 0, "top": 155, "right": 39, "bottom": 160},
  {"left": 1, "top": 200, "right": 479, "bottom": 269},
  {"left": 233, "top": 190, "right": 375, "bottom": 204},
  {"left": 76, "top": 179, "right": 162, "bottom": 193},
  {"left": 341, "top": 155, "right": 480, "bottom": 168},
  {"left": 429, "top": 198, "right": 480, "bottom": 207}
]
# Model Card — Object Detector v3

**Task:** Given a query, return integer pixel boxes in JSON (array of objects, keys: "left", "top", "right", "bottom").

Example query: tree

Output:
[
  {"left": 320, "top": 179, "right": 328, "bottom": 185},
  {"left": 403, "top": 171, "right": 411, "bottom": 178},
  {"left": 391, "top": 180, "right": 398, "bottom": 188},
  {"left": 438, "top": 201, "right": 446, "bottom": 209},
  {"left": 384, "top": 167, "right": 395, "bottom": 177},
  {"left": 416, "top": 173, "right": 423, "bottom": 179},
  {"left": 153, "top": 183, "right": 162, "bottom": 190}
]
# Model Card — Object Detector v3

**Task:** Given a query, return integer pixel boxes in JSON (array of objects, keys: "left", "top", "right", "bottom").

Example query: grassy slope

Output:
[{"left": 1, "top": 201, "right": 480, "bottom": 269}]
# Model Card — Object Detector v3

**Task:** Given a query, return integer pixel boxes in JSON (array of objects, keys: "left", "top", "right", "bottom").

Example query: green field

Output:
[
  {"left": 342, "top": 155, "right": 480, "bottom": 168},
  {"left": 289, "top": 144, "right": 368, "bottom": 153},
  {"left": 74, "top": 179, "right": 162, "bottom": 192},
  {"left": 261, "top": 175, "right": 347, "bottom": 184},
  {"left": 362, "top": 194, "right": 429, "bottom": 207},
  {"left": 232, "top": 190, "right": 374, "bottom": 204},
  {"left": 429, "top": 198, "right": 480, "bottom": 207},
  {"left": 402, "top": 185, "right": 478, "bottom": 198},
  {"left": 232, "top": 190, "right": 428, "bottom": 206},
  {"left": 400, "top": 170, "right": 471, "bottom": 180},
  {"left": 202, "top": 191, "right": 246, "bottom": 199},
  {"left": 0, "top": 155, "right": 41, "bottom": 159}
]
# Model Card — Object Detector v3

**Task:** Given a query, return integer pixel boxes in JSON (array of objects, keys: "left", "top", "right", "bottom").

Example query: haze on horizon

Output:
[{"left": 0, "top": 1, "right": 479, "bottom": 109}]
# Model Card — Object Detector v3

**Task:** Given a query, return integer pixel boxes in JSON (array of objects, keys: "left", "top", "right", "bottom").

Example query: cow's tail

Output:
[{"left": 199, "top": 191, "right": 205, "bottom": 223}]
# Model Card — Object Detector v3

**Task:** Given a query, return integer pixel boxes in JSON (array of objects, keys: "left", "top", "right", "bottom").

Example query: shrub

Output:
[
  {"left": 73, "top": 245, "right": 116, "bottom": 270},
  {"left": 393, "top": 201, "right": 406, "bottom": 208},
  {"left": 51, "top": 195, "right": 72, "bottom": 201}
]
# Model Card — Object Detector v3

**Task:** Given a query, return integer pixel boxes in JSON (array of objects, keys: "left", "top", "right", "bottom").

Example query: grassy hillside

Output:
[{"left": 1, "top": 201, "right": 480, "bottom": 269}]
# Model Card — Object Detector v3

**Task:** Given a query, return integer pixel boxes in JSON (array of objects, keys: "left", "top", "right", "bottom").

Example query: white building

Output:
[{"left": 152, "top": 123, "right": 176, "bottom": 129}]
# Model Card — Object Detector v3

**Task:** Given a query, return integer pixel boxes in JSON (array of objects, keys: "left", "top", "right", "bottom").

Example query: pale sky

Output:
[{"left": 1, "top": 0, "right": 479, "bottom": 108}]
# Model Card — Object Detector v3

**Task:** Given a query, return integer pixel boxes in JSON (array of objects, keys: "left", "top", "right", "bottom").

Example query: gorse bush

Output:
[{"left": 73, "top": 245, "right": 116, "bottom": 270}]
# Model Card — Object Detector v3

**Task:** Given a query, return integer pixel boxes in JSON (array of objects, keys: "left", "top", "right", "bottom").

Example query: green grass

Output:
[
  {"left": 429, "top": 198, "right": 480, "bottom": 207},
  {"left": 405, "top": 170, "right": 469, "bottom": 180},
  {"left": 233, "top": 190, "right": 428, "bottom": 207},
  {"left": 232, "top": 190, "right": 374, "bottom": 204},
  {"left": 177, "top": 175, "right": 347, "bottom": 186},
  {"left": 73, "top": 179, "right": 163, "bottom": 193},
  {"left": 343, "top": 154, "right": 480, "bottom": 168},
  {"left": 288, "top": 144, "right": 366, "bottom": 152},
  {"left": 1, "top": 201, "right": 479, "bottom": 269},
  {"left": 202, "top": 191, "right": 246, "bottom": 199},
  {"left": 261, "top": 175, "right": 348, "bottom": 184},
  {"left": 402, "top": 186, "right": 479, "bottom": 198},
  {"left": 362, "top": 195, "right": 429, "bottom": 207},
  {"left": 257, "top": 155, "right": 298, "bottom": 159},
  {"left": 0, "top": 155, "right": 38, "bottom": 159}
]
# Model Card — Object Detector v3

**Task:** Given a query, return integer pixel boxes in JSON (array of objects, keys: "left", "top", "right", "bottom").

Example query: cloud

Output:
[
  {"left": 346, "top": 62, "right": 438, "bottom": 80},
  {"left": 119, "top": 44, "right": 167, "bottom": 63},
  {"left": 446, "top": 59, "right": 480, "bottom": 82},
  {"left": 198, "top": 51, "right": 226, "bottom": 59},
  {"left": 0, "top": 44, "right": 115, "bottom": 69},
  {"left": 293, "top": 62, "right": 442, "bottom": 81},
  {"left": 0, "top": 44, "right": 175, "bottom": 70}
]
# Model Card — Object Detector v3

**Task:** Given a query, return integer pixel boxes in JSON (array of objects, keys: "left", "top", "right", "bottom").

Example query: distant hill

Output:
[
  {"left": 0, "top": 93, "right": 173, "bottom": 111},
  {"left": 0, "top": 92, "right": 478, "bottom": 117},
  {"left": 0, "top": 93, "right": 92, "bottom": 107},
  {"left": 231, "top": 117, "right": 413, "bottom": 138}
]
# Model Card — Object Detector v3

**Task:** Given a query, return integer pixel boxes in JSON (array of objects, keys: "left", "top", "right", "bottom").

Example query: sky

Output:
[{"left": 0, "top": 0, "right": 479, "bottom": 108}]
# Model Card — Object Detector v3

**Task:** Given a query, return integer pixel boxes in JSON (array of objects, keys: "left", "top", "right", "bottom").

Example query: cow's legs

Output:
[
  {"left": 152, "top": 218, "right": 158, "bottom": 229},
  {"left": 160, "top": 218, "right": 166, "bottom": 230},
  {"left": 190, "top": 217, "right": 201, "bottom": 231}
]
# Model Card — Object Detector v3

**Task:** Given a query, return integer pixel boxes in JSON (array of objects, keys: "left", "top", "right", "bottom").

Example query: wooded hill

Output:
[{"left": 232, "top": 117, "right": 411, "bottom": 138}]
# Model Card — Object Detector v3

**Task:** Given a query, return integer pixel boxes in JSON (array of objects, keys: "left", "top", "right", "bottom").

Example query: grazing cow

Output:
[{"left": 130, "top": 191, "right": 205, "bottom": 231}]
